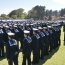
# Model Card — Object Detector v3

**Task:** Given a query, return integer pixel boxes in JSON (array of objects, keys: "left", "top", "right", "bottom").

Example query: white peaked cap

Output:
[
  {"left": 21, "top": 24, "right": 23, "bottom": 26},
  {"left": 52, "top": 24, "right": 57, "bottom": 27},
  {"left": 30, "top": 24, "right": 33, "bottom": 25},
  {"left": 38, "top": 27, "right": 43, "bottom": 29},
  {"left": 14, "top": 25, "right": 17, "bottom": 27},
  {"left": 24, "top": 30, "right": 30, "bottom": 34},
  {"left": 48, "top": 26, "right": 52, "bottom": 28},
  {"left": 26, "top": 24, "right": 29, "bottom": 26},
  {"left": 7, "top": 32, "right": 15, "bottom": 36},
  {"left": 33, "top": 28, "right": 38, "bottom": 31},
  {"left": 43, "top": 27, "right": 47, "bottom": 29},
  {"left": 5, "top": 26, "right": 9, "bottom": 28}
]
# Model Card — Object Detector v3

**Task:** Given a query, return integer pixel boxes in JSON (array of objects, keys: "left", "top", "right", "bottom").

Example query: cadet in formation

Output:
[
  {"left": 0, "top": 21, "right": 62, "bottom": 65},
  {"left": 0, "top": 28, "right": 5, "bottom": 58},
  {"left": 6, "top": 32, "right": 19, "bottom": 65},
  {"left": 32, "top": 28, "right": 40, "bottom": 64},
  {"left": 63, "top": 22, "right": 65, "bottom": 45},
  {"left": 22, "top": 30, "right": 32, "bottom": 65}
]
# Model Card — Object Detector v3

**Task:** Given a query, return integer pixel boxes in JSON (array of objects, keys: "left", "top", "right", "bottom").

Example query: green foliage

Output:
[
  {"left": 11, "top": 15, "right": 17, "bottom": 19},
  {"left": 0, "top": 5, "right": 63, "bottom": 20},
  {"left": 26, "top": 9, "right": 37, "bottom": 19},
  {"left": 60, "top": 8, "right": 65, "bottom": 16},
  {"left": 52, "top": 10, "right": 58, "bottom": 16},
  {"left": 1, "top": 14, "right": 9, "bottom": 19},
  {"left": 45, "top": 10, "right": 53, "bottom": 20},
  {"left": 48, "top": 16, "right": 52, "bottom": 21},
  {"left": 8, "top": 10, "right": 17, "bottom": 17},
  {"left": 27, "top": 5, "right": 45, "bottom": 20},
  {"left": 8, "top": 8, "right": 26, "bottom": 19},
  {"left": 26, "top": 6, "right": 58, "bottom": 20},
  {"left": 45, "top": 10, "right": 50, "bottom": 16},
  {"left": 17, "top": 8, "right": 24, "bottom": 18}
]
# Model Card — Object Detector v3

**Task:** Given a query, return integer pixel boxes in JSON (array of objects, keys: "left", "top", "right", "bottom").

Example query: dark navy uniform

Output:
[
  {"left": 13, "top": 26, "right": 20, "bottom": 49},
  {"left": 32, "top": 28, "right": 40, "bottom": 64},
  {"left": 2, "top": 27, "right": 9, "bottom": 44},
  {"left": 0, "top": 28, "right": 5, "bottom": 58},
  {"left": 38, "top": 27, "right": 45, "bottom": 59},
  {"left": 52, "top": 25, "right": 59, "bottom": 49},
  {"left": 57, "top": 26, "right": 61, "bottom": 46},
  {"left": 43, "top": 28, "right": 50, "bottom": 55},
  {"left": 48, "top": 26, "right": 53, "bottom": 52},
  {"left": 63, "top": 22, "right": 65, "bottom": 42},
  {"left": 13, "top": 27, "right": 20, "bottom": 41},
  {"left": 6, "top": 32, "right": 19, "bottom": 65},
  {"left": 22, "top": 30, "right": 32, "bottom": 65},
  {"left": 56, "top": 27, "right": 59, "bottom": 47},
  {"left": 18, "top": 26, "right": 24, "bottom": 50}
]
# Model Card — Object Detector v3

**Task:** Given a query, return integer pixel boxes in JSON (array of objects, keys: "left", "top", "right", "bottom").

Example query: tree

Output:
[
  {"left": 8, "top": 8, "right": 26, "bottom": 19},
  {"left": 1, "top": 14, "right": 9, "bottom": 19},
  {"left": 49, "top": 10, "right": 52, "bottom": 16},
  {"left": 8, "top": 10, "right": 17, "bottom": 17},
  {"left": 45, "top": 10, "right": 52, "bottom": 20},
  {"left": 45, "top": 10, "right": 50, "bottom": 16},
  {"left": 48, "top": 16, "right": 52, "bottom": 21},
  {"left": 26, "top": 10, "right": 37, "bottom": 19},
  {"left": 27, "top": 5, "right": 45, "bottom": 20},
  {"left": 11, "top": 15, "right": 17, "bottom": 19},
  {"left": 33, "top": 5, "right": 45, "bottom": 19},
  {"left": 60, "top": 8, "right": 65, "bottom": 16},
  {"left": 52, "top": 10, "right": 59, "bottom": 17},
  {"left": 17, "top": 8, "right": 25, "bottom": 18}
]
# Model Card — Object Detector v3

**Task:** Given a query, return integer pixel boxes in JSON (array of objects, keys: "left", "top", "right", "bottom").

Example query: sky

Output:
[{"left": 0, "top": 0, "right": 65, "bottom": 15}]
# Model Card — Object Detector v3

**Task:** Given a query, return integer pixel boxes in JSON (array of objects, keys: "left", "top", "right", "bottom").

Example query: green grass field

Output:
[{"left": 0, "top": 27, "right": 65, "bottom": 65}]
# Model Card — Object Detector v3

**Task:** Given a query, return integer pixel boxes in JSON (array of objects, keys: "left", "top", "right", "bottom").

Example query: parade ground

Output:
[{"left": 0, "top": 26, "right": 65, "bottom": 65}]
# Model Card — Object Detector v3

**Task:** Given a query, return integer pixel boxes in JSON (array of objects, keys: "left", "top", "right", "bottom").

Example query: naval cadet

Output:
[
  {"left": 13, "top": 25, "right": 20, "bottom": 41},
  {"left": 13, "top": 26, "right": 20, "bottom": 49},
  {"left": 52, "top": 24, "right": 59, "bottom": 49},
  {"left": 43, "top": 27, "right": 50, "bottom": 55},
  {"left": 48, "top": 26, "right": 53, "bottom": 52},
  {"left": 6, "top": 32, "right": 19, "bottom": 65},
  {"left": 18, "top": 24, "right": 24, "bottom": 50},
  {"left": 57, "top": 24, "right": 61, "bottom": 46},
  {"left": 32, "top": 28, "right": 40, "bottom": 64},
  {"left": 0, "top": 28, "right": 5, "bottom": 58},
  {"left": 38, "top": 27, "right": 45, "bottom": 60},
  {"left": 63, "top": 22, "right": 65, "bottom": 43},
  {"left": 22, "top": 30, "right": 32, "bottom": 65}
]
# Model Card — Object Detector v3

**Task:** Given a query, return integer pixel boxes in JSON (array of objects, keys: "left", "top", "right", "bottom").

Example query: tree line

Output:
[{"left": 0, "top": 5, "right": 65, "bottom": 20}]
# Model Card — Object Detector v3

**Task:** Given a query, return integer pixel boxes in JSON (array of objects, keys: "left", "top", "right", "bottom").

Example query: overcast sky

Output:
[{"left": 0, "top": 0, "right": 65, "bottom": 15}]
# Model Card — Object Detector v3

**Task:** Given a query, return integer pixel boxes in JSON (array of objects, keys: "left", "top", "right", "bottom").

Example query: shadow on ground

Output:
[{"left": 32, "top": 46, "right": 60, "bottom": 65}]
